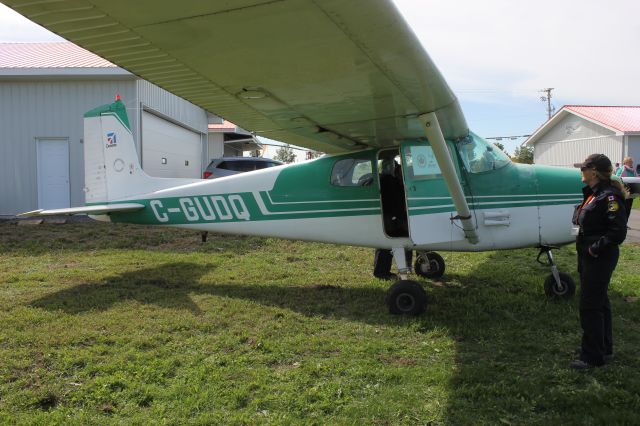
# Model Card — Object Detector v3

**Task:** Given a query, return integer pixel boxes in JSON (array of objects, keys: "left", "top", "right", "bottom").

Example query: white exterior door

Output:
[
  {"left": 142, "top": 111, "right": 202, "bottom": 178},
  {"left": 37, "top": 139, "right": 70, "bottom": 209}
]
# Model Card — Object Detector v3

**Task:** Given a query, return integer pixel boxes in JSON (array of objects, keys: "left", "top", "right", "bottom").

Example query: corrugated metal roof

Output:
[
  {"left": 208, "top": 120, "right": 237, "bottom": 131},
  {"left": 565, "top": 105, "right": 640, "bottom": 133},
  {"left": 0, "top": 42, "right": 115, "bottom": 68}
]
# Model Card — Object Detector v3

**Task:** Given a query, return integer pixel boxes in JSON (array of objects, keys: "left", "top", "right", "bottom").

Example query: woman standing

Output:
[{"left": 571, "top": 154, "right": 628, "bottom": 369}]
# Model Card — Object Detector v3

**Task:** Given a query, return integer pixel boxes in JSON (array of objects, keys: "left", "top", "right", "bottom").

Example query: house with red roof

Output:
[{"left": 524, "top": 106, "right": 640, "bottom": 168}]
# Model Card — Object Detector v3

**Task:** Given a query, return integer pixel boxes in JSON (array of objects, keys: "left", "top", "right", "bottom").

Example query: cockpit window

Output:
[
  {"left": 457, "top": 132, "right": 511, "bottom": 173},
  {"left": 331, "top": 158, "right": 373, "bottom": 186}
]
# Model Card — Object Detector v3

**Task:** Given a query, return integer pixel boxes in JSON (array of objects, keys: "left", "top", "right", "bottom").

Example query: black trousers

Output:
[
  {"left": 577, "top": 243, "right": 619, "bottom": 365},
  {"left": 624, "top": 198, "right": 633, "bottom": 220},
  {"left": 373, "top": 249, "right": 413, "bottom": 278}
]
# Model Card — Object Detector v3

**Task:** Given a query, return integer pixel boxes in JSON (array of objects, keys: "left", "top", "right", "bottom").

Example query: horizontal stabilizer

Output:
[
  {"left": 18, "top": 203, "right": 145, "bottom": 217},
  {"left": 622, "top": 177, "right": 640, "bottom": 196}
]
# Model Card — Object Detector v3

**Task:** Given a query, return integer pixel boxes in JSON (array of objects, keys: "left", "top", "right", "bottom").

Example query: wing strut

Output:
[{"left": 418, "top": 113, "right": 479, "bottom": 244}]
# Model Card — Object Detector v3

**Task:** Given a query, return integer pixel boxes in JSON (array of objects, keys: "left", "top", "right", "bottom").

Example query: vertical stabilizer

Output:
[{"left": 83, "top": 98, "right": 198, "bottom": 204}]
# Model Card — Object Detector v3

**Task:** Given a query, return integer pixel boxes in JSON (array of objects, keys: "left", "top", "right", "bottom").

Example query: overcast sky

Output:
[{"left": 2, "top": 1, "right": 639, "bottom": 153}]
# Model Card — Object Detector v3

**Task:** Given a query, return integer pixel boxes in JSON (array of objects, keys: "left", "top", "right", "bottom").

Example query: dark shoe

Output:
[
  {"left": 569, "top": 359, "right": 596, "bottom": 370},
  {"left": 574, "top": 347, "right": 614, "bottom": 364}
]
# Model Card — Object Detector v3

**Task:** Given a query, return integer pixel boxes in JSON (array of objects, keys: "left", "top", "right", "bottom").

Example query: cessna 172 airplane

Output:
[{"left": 9, "top": 0, "right": 639, "bottom": 315}]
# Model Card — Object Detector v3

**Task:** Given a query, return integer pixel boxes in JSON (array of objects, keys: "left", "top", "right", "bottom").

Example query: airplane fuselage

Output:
[{"left": 104, "top": 138, "right": 583, "bottom": 252}]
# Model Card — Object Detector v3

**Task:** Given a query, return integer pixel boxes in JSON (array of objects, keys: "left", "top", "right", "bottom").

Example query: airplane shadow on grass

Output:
[
  {"left": 30, "top": 261, "right": 396, "bottom": 324},
  {"left": 29, "top": 253, "right": 640, "bottom": 423},
  {"left": 30, "top": 256, "right": 558, "bottom": 325},
  {"left": 29, "top": 252, "right": 590, "bottom": 327}
]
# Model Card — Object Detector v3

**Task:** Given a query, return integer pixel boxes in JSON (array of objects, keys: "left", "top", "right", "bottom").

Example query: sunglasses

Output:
[{"left": 580, "top": 166, "right": 593, "bottom": 171}]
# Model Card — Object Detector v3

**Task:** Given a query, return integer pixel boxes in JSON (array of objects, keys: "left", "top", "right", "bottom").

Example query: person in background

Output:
[
  {"left": 571, "top": 154, "right": 628, "bottom": 370},
  {"left": 615, "top": 156, "right": 638, "bottom": 218}
]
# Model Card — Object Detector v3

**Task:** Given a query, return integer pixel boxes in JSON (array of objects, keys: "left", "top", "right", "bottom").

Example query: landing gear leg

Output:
[
  {"left": 392, "top": 247, "right": 411, "bottom": 281},
  {"left": 537, "top": 245, "right": 575, "bottom": 300},
  {"left": 385, "top": 248, "right": 427, "bottom": 315}
]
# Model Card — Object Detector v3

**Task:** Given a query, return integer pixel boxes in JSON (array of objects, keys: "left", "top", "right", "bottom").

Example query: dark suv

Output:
[{"left": 203, "top": 157, "right": 284, "bottom": 179}]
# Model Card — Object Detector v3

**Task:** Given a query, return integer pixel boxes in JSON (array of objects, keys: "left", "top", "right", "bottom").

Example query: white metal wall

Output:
[
  {"left": 0, "top": 78, "right": 210, "bottom": 216},
  {"left": 136, "top": 80, "right": 208, "bottom": 134},
  {"left": 0, "top": 79, "right": 137, "bottom": 215},
  {"left": 208, "top": 133, "right": 225, "bottom": 161},
  {"left": 534, "top": 135, "right": 623, "bottom": 167},
  {"left": 533, "top": 114, "right": 623, "bottom": 167},
  {"left": 536, "top": 114, "right": 615, "bottom": 142}
]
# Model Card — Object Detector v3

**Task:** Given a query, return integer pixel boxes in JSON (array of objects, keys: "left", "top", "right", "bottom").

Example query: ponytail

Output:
[
  {"left": 596, "top": 168, "right": 630, "bottom": 199},
  {"left": 610, "top": 179, "right": 629, "bottom": 199}
]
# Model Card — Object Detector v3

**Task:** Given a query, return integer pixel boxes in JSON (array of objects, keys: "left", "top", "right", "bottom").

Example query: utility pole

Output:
[{"left": 539, "top": 88, "right": 555, "bottom": 120}]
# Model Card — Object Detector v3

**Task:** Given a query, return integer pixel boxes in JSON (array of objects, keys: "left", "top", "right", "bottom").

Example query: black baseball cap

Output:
[{"left": 574, "top": 154, "right": 612, "bottom": 172}]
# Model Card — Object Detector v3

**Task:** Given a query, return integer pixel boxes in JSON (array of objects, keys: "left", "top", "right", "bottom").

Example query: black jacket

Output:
[{"left": 572, "top": 181, "right": 627, "bottom": 255}]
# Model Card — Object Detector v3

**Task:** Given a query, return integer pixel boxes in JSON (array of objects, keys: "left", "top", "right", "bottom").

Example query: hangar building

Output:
[
  {"left": 524, "top": 106, "right": 640, "bottom": 167},
  {"left": 0, "top": 42, "right": 218, "bottom": 216}
]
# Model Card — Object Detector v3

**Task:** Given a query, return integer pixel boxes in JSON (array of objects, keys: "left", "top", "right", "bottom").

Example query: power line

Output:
[{"left": 485, "top": 135, "right": 531, "bottom": 141}]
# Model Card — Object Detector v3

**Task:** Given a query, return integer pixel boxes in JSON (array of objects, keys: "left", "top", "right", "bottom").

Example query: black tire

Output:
[
  {"left": 385, "top": 280, "right": 427, "bottom": 315},
  {"left": 414, "top": 252, "right": 445, "bottom": 279},
  {"left": 544, "top": 272, "right": 576, "bottom": 300}
]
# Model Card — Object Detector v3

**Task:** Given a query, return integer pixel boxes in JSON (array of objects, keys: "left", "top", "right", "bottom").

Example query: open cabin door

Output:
[{"left": 400, "top": 140, "right": 471, "bottom": 246}]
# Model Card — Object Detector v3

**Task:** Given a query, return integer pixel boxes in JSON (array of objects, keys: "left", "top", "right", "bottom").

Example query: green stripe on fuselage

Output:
[{"left": 106, "top": 192, "right": 381, "bottom": 225}]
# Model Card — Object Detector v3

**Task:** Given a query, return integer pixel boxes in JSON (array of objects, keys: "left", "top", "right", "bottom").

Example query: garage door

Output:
[{"left": 142, "top": 111, "right": 202, "bottom": 178}]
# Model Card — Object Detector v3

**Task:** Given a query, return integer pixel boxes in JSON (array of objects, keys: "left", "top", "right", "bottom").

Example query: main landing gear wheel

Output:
[
  {"left": 414, "top": 251, "right": 445, "bottom": 279},
  {"left": 544, "top": 272, "right": 576, "bottom": 300},
  {"left": 386, "top": 280, "right": 427, "bottom": 315}
]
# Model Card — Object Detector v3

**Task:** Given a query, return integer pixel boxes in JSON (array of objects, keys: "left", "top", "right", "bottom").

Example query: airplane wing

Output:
[
  {"left": 18, "top": 203, "right": 145, "bottom": 217},
  {"left": 3, "top": 0, "right": 468, "bottom": 153}
]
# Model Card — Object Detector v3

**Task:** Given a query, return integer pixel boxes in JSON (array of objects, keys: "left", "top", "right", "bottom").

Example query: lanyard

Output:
[{"left": 577, "top": 194, "right": 595, "bottom": 217}]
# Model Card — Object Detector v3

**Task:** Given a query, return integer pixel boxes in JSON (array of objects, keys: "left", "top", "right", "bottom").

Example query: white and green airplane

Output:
[{"left": 10, "top": 0, "right": 638, "bottom": 315}]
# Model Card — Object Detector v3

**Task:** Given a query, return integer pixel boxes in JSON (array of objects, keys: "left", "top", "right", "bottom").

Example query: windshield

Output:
[{"left": 457, "top": 132, "right": 511, "bottom": 173}]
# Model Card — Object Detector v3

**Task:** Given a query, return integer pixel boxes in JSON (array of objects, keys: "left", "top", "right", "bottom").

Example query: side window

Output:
[
  {"left": 225, "top": 161, "right": 255, "bottom": 172},
  {"left": 331, "top": 158, "right": 373, "bottom": 186}
]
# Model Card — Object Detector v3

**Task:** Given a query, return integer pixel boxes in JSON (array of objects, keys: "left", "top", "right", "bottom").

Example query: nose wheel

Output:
[{"left": 537, "top": 246, "right": 575, "bottom": 300}]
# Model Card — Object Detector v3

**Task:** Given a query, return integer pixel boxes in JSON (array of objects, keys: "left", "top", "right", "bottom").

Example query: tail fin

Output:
[{"left": 83, "top": 98, "right": 198, "bottom": 204}]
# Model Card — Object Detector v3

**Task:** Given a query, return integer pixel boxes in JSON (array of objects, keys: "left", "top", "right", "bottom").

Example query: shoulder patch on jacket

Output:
[{"left": 608, "top": 200, "right": 620, "bottom": 212}]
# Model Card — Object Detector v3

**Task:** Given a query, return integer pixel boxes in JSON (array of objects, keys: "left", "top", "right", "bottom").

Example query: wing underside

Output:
[{"left": 4, "top": 0, "right": 468, "bottom": 152}]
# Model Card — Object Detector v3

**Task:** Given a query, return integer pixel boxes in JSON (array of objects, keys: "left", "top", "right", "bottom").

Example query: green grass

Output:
[{"left": 1, "top": 221, "right": 639, "bottom": 425}]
